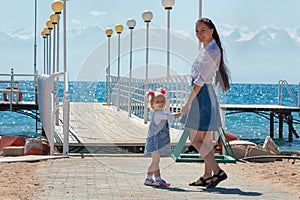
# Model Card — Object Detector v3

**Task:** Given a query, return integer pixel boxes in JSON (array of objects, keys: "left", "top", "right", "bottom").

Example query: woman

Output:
[{"left": 181, "top": 18, "right": 230, "bottom": 188}]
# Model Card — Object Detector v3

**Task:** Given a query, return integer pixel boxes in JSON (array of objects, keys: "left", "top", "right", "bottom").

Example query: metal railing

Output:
[
  {"left": 0, "top": 68, "right": 37, "bottom": 110},
  {"left": 110, "top": 74, "right": 191, "bottom": 129},
  {"left": 278, "top": 80, "right": 299, "bottom": 107}
]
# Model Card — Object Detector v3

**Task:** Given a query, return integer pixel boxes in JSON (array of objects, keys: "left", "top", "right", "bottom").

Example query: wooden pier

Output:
[
  {"left": 53, "top": 102, "right": 300, "bottom": 153},
  {"left": 0, "top": 102, "right": 38, "bottom": 111},
  {"left": 221, "top": 104, "right": 300, "bottom": 142},
  {"left": 54, "top": 102, "right": 183, "bottom": 153}
]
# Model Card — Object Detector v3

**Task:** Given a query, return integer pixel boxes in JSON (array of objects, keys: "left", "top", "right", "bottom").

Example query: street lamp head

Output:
[
  {"left": 142, "top": 10, "right": 153, "bottom": 22},
  {"left": 162, "top": 0, "right": 175, "bottom": 9},
  {"left": 52, "top": 0, "right": 64, "bottom": 14},
  {"left": 43, "top": 27, "right": 50, "bottom": 36},
  {"left": 50, "top": 13, "right": 58, "bottom": 24},
  {"left": 41, "top": 31, "right": 47, "bottom": 38},
  {"left": 105, "top": 28, "right": 113, "bottom": 37},
  {"left": 127, "top": 18, "right": 136, "bottom": 29},
  {"left": 115, "top": 24, "right": 124, "bottom": 34},
  {"left": 46, "top": 20, "right": 54, "bottom": 30}
]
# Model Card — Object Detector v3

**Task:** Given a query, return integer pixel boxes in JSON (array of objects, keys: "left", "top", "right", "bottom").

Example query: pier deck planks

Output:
[{"left": 55, "top": 102, "right": 182, "bottom": 146}]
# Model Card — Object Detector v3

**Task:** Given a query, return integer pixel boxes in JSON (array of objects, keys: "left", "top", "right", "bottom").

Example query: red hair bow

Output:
[{"left": 148, "top": 91, "right": 155, "bottom": 96}]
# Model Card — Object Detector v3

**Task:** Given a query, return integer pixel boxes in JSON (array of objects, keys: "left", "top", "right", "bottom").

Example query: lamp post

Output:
[
  {"left": 105, "top": 28, "right": 113, "bottom": 106},
  {"left": 52, "top": 2, "right": 63, "bottom": 127},
  {"left": 52, "top": 0, "right": 63, "bottom": 73},
  {"left": 126, "top": 18, "right": 136, "bottom": 117},
  {"left": 199, "top": 0, "right": 202, "bottom": 49},
  {"left": 43, "top": 27, "right": 50, "bottom": 74},
  {"left": 46, "top": 19, "right": 54, "bottom": 74},
  {"left": 50, "top": 13, "right": 58, "bottom": 74},
  {"left": 199, "top": 0, "right": 203, "bottom": 19},
  {"left": 161, "top": 0, "right": 175, "bottom": 78},
  {"left": 51, "top": 0, "right": 69, "bottom": 156},
  {"left": 52, "top": 0, "right": 64, "bottom": 72},
  {"left": 50, "top": 12, "right": 60, "bottom": 126},
  {"left": 41, "top": 31, "right": 47, "bottom": 74},
  {"left": 142, "top": 10, "right": 153, "bottom": 124},
  {"left": 34, "top": 0, "right": 37, "bottom": 104},
  {"left": 115, "top": 24, "right": 124, "bottom": 111}
]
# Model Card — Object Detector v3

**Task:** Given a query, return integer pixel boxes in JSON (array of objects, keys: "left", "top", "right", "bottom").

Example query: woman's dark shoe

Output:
[
  {"left": 189, "top": 177, "right": 211, "bottom": 187},
  {"left": 206, "top": 169, "right": 227, "bottom": 188}
]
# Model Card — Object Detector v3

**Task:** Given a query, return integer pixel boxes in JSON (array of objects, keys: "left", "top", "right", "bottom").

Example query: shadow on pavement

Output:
[
  {"left": 203, "top": 187, "right": 262, "bottom": 196},
  {"left": 153, "top": 186, "right": 197, "bottom": 192}
]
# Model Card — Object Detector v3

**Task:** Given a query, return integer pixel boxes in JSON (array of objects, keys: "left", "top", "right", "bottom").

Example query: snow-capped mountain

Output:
[{"left": 0, "top": 24, "right": 300, "bottom": 83}]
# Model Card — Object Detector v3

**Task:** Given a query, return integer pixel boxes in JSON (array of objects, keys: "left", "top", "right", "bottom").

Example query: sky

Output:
[{"left": 1, "top": 0, "right": 300, "bottom": 83}]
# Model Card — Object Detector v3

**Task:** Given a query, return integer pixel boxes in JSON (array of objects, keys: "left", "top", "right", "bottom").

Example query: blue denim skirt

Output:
[{"left": 185, "top": 84, "right": 222, "bottom": 131}]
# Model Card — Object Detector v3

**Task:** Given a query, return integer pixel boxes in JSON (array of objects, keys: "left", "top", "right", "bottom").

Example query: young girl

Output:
[{"left": 144, "top": 88, "right": 181, "bottom": 187}]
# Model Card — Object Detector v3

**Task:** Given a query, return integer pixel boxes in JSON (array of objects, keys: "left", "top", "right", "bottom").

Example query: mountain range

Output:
[{"left": 1, "top": 25, "right": 300, "bottom": 83}]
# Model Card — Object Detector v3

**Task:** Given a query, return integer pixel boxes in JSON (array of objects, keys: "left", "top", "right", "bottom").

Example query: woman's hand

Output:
[{"left": 181, "top": 105, "right": 189, "bottom": 115}]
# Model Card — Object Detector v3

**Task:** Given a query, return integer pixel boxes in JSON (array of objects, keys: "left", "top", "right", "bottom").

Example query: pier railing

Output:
[
  {"left": 110, "top": 74, "right": 191, "bottom": 129},
  {"left": 0, "top": 68, "right": 37, "bottom": 109}
]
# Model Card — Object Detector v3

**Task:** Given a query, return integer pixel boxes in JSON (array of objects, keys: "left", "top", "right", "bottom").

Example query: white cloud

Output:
[
  {"left": 72, "top": 19, "right": 82, "bottom": 26},
  {"left": 90, "top": 11, "right": 107, "bottom": 17}
]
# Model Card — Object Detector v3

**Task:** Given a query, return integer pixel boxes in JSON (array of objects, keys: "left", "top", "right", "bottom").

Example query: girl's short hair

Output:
[{"left": 146, "top": 88, "right": 167, "bottom": 107}]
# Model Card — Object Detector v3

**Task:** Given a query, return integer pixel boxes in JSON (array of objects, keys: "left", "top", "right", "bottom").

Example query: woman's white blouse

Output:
[{"left": 191, "top": 39, "right": 221, "bottom": 87}]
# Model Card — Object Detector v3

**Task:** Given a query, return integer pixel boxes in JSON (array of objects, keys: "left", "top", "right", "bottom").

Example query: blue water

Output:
[{"left": 0, "top": 81, "right": 299, "bottom": 152}]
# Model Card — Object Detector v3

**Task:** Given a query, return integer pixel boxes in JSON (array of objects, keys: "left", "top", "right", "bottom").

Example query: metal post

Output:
[
  {"left": 9, "top": 68, "right": 14, "bottom": 110},
  {"left": 55, "top": 16, "right": 60, "bottom": 126},
  {"left": 44, "top": 38, "right": 46, "bottom": 74},
  {"left": 298, "top": 82, "right": 300, "bottom": 107},
  {"left": 167, "top": 9, "right": 170, "bottom": 78},
  {"left": 166, "top": 8, "right": 171, "bottom": 114},
  {"left": 199, "top": 0, "right": 202, "bottom": 19},
  {"left": 46, "top": 37, "right": 49, "bottom": 74},
  {"left": 199, "top": 0, "right": 202, "bottom": 49},
  {"left": 50, "top": 92, "right": 55, "bottom": 155},
  {"left": 33, "top": 0, "right": 37, "bottom": 104},
  {"left": 107, "top": 36, "right": 111, "bottom": 106},
  {"left": 63, "top": 90, "right": 70, "bottom": 156},
  {"left": 144, "top": 22, "right": 150, "bottom": 123},
  {"left": 48, "top": 33, "right": 52, "bottom": 74},
  {"left": 52, "top": 25, "right": 56, "bottom": 74},
  {"left": 63, "top": 0, "right": 69, "bottom": 156},
  {"left": 128, "top": 28, "right": 133, "bottom": 117},
  {"left": 117, "top": 33, "right": 121, "bottom": 111}
]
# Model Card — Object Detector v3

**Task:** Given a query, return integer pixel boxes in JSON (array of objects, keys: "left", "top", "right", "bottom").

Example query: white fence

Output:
[{"left": 109, "top": 74, "right": 191, "bottom": 129}]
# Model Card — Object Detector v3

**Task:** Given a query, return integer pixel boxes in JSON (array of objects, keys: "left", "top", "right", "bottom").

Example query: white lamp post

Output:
[
  {"left": 50, "top": 12, "right": 60, "bottom": 126},
  {"left": 41, "top": 30, "right": 47, "bottom": 74},
  {"left": 105, "top": 28, "right": 113, "bottom": 106},
  {"left": 115, "top": 24, "right": 124, "bottom": 111},
  {"left": 199, "top": 0, "right": 203, "bottom": 19},
  {"left": 126, "top": 18, "right": 136, "bottom": 117},
  {"left": 43, "top": 27, "right": 50, "bottom": 74},
  {"left": 162, "top": 0, "right": 174, "bottom": 114},
  {"left": 142, "top": 10, "right": 153, "bottom": 124},
  {"left": 46, "top": 20, "right": 54, "bottom": 74},
  {"left": 50, "top": 13, "right": 58, "bottom": 74},
  {"left": 52, "top": 0, "right": 69, "bottom": 157},
  {"left": 161, "top": 0, "right": 174, "bottom": 78},
  {"left": 51, "top": 0, "right": 63, "bottom": 72}
]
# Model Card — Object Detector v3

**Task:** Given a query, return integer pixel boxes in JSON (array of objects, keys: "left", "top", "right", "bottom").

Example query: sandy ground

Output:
[{"left": 0, "top": 157, "right": 299, "bottom": 199}]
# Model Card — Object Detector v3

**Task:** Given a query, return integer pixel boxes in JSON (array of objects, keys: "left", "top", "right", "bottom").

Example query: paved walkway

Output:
[{"left": 34, "top": 156, "right": 299, "bottom": 200}]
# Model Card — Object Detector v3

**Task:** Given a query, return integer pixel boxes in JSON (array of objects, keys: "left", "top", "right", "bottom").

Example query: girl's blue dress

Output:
[{"left": 144, "top": 110, "right": 172, "bottom": 156}]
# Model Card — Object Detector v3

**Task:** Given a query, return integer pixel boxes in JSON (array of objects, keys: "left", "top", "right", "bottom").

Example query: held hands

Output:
[{"left": 181, "top": 105, "right": 189, "bottom": 115}]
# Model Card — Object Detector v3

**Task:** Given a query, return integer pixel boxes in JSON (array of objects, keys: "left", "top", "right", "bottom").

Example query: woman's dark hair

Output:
[{"left": 196, "top": 18, "right": 230, "bottom": 92}]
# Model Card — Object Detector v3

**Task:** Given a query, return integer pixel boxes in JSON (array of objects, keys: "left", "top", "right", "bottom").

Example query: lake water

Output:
[{"left": 0, "top": 81, "right": 299, "bottom": 152}]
